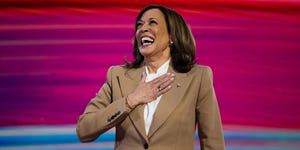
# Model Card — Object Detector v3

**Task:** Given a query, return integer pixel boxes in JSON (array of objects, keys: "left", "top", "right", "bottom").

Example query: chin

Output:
[
  {"left": 139, "top": 48, "right": 153, "bottom": 56},
  {"left": 139, "top": 52, "right": 151, "bottom": 58}
]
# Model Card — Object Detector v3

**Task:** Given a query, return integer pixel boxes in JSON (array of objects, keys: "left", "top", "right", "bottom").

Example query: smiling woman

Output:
[
  {"left": 1, "top": 0, "right": 300, "bottom": 150},
  {"left": 76, "top": 5, "right": 225, "bottom": 150},
  {"left": 128, "top": 5, "right": 196, "bottom": 73},
  {"left": 134, "top": 9, "right": 171, "bottom": 67}
]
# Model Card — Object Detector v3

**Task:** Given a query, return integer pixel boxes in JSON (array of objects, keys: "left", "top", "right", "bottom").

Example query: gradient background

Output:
[{"left": 0, "top": 0, "right": 300, "bottom": 149}]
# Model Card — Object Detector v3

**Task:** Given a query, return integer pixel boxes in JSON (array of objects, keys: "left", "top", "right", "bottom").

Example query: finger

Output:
[
  {"left": 156, "top": 77, "right": 174, "bottom": 94},
  {"left": 158, "top": 76, "right": 175, "bottom": 90},
  {"left": 153, "top": 73, "right": 175, "bottom": 90},
  {"left": 151, "top": 73, "right": 170, "bottom": 84},
  {"left": 158, "top": 85, "right": 172, "bottom": 95},
  {"left": 160, "top": 73, "right": 175, "bottom": 85},
  {"left": 152, "top": 73, "right": 173, "bottom": 84}
]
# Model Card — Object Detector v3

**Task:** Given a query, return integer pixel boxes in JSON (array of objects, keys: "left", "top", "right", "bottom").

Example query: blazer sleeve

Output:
[
  {"left": 196, "top": 66, "right": 225, "bottom": 150},
  {"left": 76, "top": 66, "right": 131, "bottom": 142}
]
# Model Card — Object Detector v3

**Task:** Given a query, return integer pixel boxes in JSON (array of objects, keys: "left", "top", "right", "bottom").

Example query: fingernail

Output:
[{"left": 170, "top": 77, "right": 174, "bottom": 81}]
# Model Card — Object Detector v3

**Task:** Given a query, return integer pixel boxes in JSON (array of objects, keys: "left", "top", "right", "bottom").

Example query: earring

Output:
[{"left": 169, "top": 41, "right": 174, "bottom": 45}]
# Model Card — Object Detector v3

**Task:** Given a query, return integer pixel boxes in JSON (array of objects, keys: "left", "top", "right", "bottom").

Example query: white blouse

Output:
[{"left": 144, "top": 59, "right": 170, "bottom": 135}]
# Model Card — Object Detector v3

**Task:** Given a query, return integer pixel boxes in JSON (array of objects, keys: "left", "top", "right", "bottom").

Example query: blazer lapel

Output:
[
  {"left": 121, "top": 67, "right": 149, "bottom": 143},
  {"left": 147, "top": 66, "right": 192, "bottom": 138}
]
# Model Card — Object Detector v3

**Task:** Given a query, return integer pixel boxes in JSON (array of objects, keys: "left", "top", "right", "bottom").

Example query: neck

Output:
[
  {"left": 145, "top": 57, "right": 169, "bottom": 74},
  {"left": 143, "top": 46, "right": 171, "bottom": 74}
]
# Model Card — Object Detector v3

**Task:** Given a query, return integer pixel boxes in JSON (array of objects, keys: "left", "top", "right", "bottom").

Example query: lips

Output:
[{"left": 141, "top": 36, "right": 154, "bottom": 46}]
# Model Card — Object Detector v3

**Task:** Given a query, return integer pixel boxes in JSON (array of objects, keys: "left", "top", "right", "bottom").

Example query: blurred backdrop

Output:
[{"left": 0, "top": 0, "right": 300, "bottom": 149}]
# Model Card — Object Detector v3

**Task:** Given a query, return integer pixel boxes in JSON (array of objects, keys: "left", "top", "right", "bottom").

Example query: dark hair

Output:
[{"left": 125, "top": 5, "right": 196, "bottom": 73}]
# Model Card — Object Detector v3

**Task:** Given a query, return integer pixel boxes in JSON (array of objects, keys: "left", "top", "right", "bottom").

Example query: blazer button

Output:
[{"left": 143, "top": 143, "right": 149, "bottom": 149}]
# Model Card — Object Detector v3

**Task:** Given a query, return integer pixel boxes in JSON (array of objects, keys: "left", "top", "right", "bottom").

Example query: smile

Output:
[{"left": 141, "top": 36, "right": 154, "bottom": 46}]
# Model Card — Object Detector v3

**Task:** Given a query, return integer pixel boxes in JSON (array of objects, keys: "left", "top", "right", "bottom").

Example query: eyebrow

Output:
[
  {"left": 138, "top": 17, "right": 158, "bottom": 22},
  {"left": 148, "top": 17, "right": 158, "bottom": 20}
]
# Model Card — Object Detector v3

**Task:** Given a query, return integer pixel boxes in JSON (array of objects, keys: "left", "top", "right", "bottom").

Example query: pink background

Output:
[{"left": 0, "top": 1, "right": 300, "bottom": 130}]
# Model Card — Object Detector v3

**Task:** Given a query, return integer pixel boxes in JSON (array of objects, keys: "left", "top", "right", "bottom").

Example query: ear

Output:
[{"left": 169, "top": 35, "right": 174, "bottom": 45}]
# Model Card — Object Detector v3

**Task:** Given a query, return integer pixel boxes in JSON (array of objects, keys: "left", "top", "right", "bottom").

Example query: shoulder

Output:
[
  {"left": 186, "top": 64, "right": 214, "bottom": 83},
  {"left": 107, "top": 65, "right": 142, "bottom": 78},
  {"left": 189, "top": 64, "right": 213, "bottom": 75},
  {"left": 108, "top": 65, "right": 128, "bottom": 73},
  {"left": 105, "top": 65, "right": 128, "bottom": 79}
]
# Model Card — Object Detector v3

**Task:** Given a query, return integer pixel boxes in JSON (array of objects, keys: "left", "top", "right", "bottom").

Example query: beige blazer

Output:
[{"left": 76, "top": 64, "right": 225, "bottom": 150}]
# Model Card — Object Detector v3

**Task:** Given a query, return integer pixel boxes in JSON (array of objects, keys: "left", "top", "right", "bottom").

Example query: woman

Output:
[{"left": 77, "top": 5, "right": 225, "bottom": 150}]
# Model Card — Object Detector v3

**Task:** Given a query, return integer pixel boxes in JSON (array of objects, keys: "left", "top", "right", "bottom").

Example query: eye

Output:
[
  {"left": 149, "top": 20, "right": 157, "bottom": 25},
  {"left": 136, "top": 22, "right": 143, "bottom": 28}
]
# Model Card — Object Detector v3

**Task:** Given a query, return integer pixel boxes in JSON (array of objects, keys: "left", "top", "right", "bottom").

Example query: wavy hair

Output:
[{"left": 125, "top": 5, "right": 196, "bottom": 73}]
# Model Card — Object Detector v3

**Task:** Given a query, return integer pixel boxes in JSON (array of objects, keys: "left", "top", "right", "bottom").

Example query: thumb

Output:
[{"left": 141, "top": 72, "right": 147, "bottom": 82}]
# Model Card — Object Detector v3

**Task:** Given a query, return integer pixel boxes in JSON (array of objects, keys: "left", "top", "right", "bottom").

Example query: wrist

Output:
[{"left": 125, "top": 95, "right": 135, "bottom": 109}]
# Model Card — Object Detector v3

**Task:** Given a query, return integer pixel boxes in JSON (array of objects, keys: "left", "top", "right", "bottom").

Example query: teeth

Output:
[{"left": 141, "top": 37, "right": 154, "bottom": 45}]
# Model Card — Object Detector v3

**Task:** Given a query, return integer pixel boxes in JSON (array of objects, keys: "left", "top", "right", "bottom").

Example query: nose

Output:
[{"left": 139, "top": 24, "right": 150, "bottom": 33}]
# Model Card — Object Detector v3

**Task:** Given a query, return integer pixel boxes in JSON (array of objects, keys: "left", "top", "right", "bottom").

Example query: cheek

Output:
[
  {"left": 157, "top": 33, "right": 169, "bottom": 44},
  {"left": 135, "top": 34, "right": 140, "bottom": 46},
  {"left": 157, "top": 27, "right": 169, "bottom": 41},
  {"left": 135, "top": 29, "right": 141, "bottom": 38}
]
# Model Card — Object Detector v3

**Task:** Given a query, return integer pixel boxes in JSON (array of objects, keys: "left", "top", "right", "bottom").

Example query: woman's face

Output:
[{"left": 135, "top": 9, "right": 170, "bottom": 59}]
